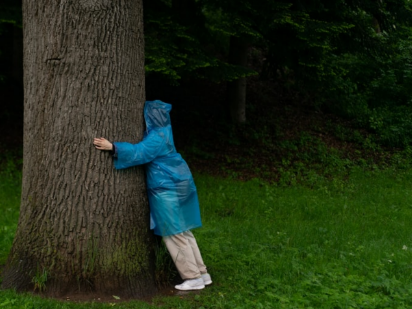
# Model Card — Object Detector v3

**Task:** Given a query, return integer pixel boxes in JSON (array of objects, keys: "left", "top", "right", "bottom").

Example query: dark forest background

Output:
[{"left": 2, "top": 0, "right": 412, "bottom": 184}]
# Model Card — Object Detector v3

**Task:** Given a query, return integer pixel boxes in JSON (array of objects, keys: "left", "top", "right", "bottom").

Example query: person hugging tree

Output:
[{"left": 93, "top": 100, "right": 212, "bottom": 291}]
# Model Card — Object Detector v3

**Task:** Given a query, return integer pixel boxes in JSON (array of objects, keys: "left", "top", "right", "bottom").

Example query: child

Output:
[{"left": 93, "top": 100, "right": 212, "bottom": 291}]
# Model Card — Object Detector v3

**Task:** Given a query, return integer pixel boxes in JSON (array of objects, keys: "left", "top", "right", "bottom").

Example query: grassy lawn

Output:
[{"left": 2, "top": 163, "right": 412, "bottom": 308}]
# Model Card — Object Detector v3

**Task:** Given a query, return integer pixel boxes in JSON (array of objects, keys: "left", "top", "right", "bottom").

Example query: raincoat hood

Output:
[{"left": 144, "top": 100, "right": 172, "bottom": 130}]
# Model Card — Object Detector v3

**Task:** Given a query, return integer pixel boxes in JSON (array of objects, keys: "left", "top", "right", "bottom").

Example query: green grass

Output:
[
  {"left": 0, "top": 159, "right": 21, "bottom": 267},
  {"left": 3, "top": 163, "right": 412, "bottom": 308}
]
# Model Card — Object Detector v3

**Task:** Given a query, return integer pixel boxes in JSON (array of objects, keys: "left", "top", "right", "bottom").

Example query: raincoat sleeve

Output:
[{"left": 113, "top": 130, "right": 164, "bottom": 169}]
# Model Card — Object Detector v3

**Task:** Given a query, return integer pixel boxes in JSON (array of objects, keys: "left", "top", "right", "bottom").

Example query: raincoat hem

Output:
[{"left": 154, "top": 224, "right": 202, "bottom": 237}]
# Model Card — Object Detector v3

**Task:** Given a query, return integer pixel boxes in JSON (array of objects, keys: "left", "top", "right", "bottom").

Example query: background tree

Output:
[
  {"left": 1, "top": 0, "right": 156, "bottom": 298},
  {"left": 143, "top": 0, "right": 257, "bottom": 123}
]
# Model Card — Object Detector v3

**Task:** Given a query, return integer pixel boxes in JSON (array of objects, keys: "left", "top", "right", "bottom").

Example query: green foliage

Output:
[
  {"left": 324, "top": 32, "right": 412, "bottom": 147},
  {"left": 144, "top": 0, "right": 257, "bottom": 84},
  {"left": 31, "top": 269, "right": 48, "bottom": 292},
  {"left": 183, "top": 101, "right": 391, "bottom": 187},
  {"left": 144, "top": 9, "right": 211, "bottom": 82},
  {"left": 0, "top": 0, "right": 21, "bottom": 31},
  {"left": 264, "top": 11, "right": 355, "bottom": 83},
  {"left": 276, "top": 0, "right": 412, "bottom": 148},
  {"left": 275, "top": 133, "right": 354, "bottom": 187}
]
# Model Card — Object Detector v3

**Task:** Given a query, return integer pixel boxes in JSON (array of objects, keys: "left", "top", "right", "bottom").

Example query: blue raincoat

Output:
[{"left": 113, "top": 100, "right": 202, "bottom": 236}]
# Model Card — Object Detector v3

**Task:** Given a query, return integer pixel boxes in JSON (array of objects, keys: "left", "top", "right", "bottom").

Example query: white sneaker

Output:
[
  {"left": 201, "top": 273, "right": 212, "bottom": 285},
  {"left": 175, "top": 278, "right": 205, "bottom": 291}
]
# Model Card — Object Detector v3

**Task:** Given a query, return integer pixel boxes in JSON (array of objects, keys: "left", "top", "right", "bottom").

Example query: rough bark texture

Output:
[
  {"left": 226, "top": 36, "right": 248, "bottom": 124},
  {"left": 1, "top": 0, "right": 156, "bottom": 298}
]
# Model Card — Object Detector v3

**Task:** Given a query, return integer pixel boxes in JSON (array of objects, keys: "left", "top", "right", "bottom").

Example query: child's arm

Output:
[
  {"left": 113, "top": 131, "right": 163, "bottom": 169},
  {"left": 93, "top": 131, "right": 163, "bottom": 169}
]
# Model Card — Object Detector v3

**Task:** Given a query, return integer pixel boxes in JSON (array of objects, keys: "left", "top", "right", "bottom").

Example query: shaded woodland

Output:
[{"left": 1, "top": 0, "right": 412, "bottom": 180}]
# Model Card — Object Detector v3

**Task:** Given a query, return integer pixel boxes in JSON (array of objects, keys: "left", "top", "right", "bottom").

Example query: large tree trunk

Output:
[
  {"left": 1, "top": 0, "right": 156, "bottom": 298},
  {"left": 226, "top": 36, "right": 248, "bottom": 124}
]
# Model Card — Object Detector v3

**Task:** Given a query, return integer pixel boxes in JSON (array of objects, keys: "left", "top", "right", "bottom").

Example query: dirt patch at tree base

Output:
[
  {"left": 26, "top": 284, "right": 202, "bottom": 305},
  {"left": 0, "top": 263, "right": 201, "bottom": 305},
  {"left": 52, "top": 287, "right": 200, "bottom": 303}
]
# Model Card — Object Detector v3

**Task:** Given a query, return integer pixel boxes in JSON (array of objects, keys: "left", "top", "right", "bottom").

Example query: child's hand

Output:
[{"left": 93, "top": 137, "right": 113, "bottom": 151}]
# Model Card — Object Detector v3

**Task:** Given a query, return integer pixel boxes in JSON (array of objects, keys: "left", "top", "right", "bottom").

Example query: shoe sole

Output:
[{"left": 203, "top": 280, "right": 212, "bottom": 285}]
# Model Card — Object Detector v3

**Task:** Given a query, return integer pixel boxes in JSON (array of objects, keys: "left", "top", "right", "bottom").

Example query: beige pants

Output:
[{"left": 163, "top": 230, "right": 207, "bottom": 280}]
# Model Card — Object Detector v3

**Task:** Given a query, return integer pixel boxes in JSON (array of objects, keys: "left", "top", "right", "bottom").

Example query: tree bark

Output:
[
  {"left": 1, "top": 0, "right": 156, "bottom": 298},
  {"left": 226, "top": 36, "right": 248, "bottom": 123}
]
